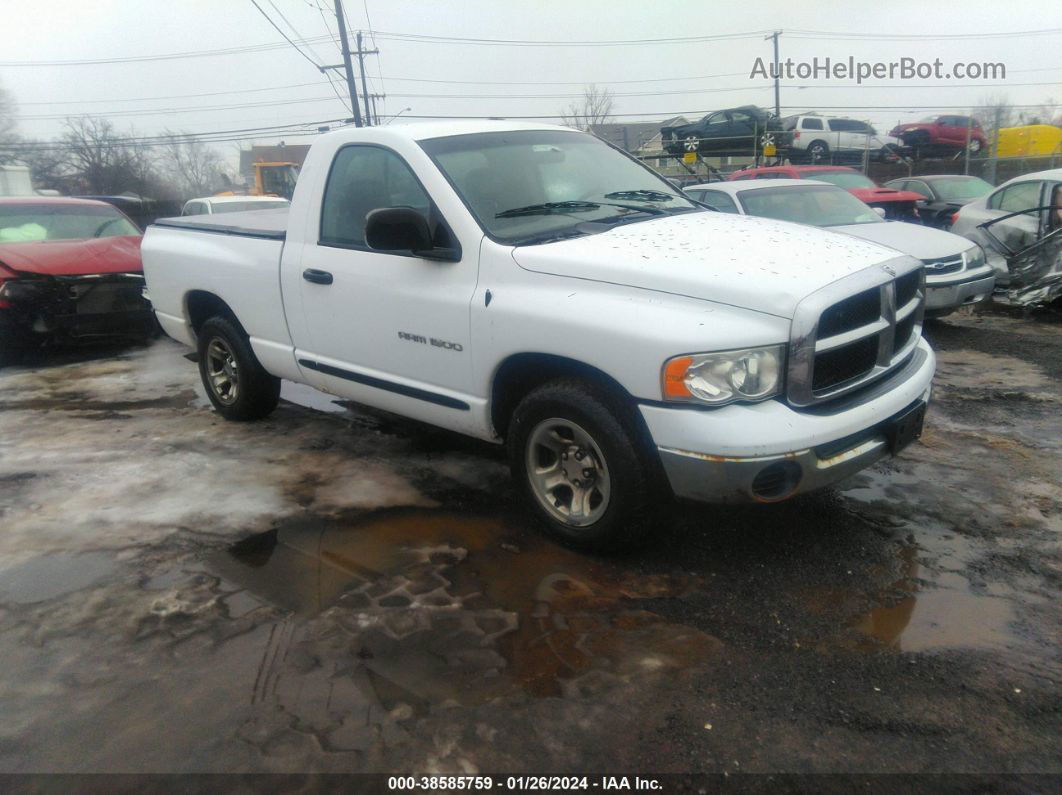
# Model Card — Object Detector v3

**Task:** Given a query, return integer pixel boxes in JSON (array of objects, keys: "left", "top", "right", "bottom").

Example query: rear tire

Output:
[
  {"left": 507, "top": 378, "right": 659, "bottom": 552},
  {"left": 806, "top": 140, "right": 829, "bottom": 162},
  {"left": 196, "top": 316, "right": 280, "bottom": 421}
]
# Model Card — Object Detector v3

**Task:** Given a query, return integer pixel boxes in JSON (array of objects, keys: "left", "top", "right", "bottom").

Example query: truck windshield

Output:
[
  {"left": 419, "top": 130, "right": 700, "bottom": 245},
  {"left": 738, "top": 185, "right": 882, "bottom": 227},
  {"left": 0, "top": 204, "right": 141, "bottom": 241}
]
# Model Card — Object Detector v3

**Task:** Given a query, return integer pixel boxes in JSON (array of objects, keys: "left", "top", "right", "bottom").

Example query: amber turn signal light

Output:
[{"left": 663, "top": 356, "right": 693, "bottom": 398}]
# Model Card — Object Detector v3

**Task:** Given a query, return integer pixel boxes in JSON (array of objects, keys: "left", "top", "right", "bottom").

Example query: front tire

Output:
[
  {"left": 196, "top": 316, "right": 280, "bottom": 421},
  {"left": 507, "top": 379, "right": 658, "bottom": 552}
]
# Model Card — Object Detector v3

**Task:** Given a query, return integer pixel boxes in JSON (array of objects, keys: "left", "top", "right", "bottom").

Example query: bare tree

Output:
[
  {"left": 1020, "top": 97, "right": 1062, "bottom": 126},
  {"left": 17, "top": 140, "right": 71, "bottom": 192},
  {"left": 0, "top": 82, "right": 19, "bottom": 163},
  {"left": 975, "top": 93, "right": 1014, "bottom": 143},
  {"left": 60, "top": 116, "right": 156, "bottom": 195},
  {"left": 559, "top": 84, "right": 615, "bottom": 132},
  {"left": 157, "top": 130, "right": 231, "bottom": 198}
]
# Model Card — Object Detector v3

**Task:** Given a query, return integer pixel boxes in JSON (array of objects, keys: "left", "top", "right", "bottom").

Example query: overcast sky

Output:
[{"left": 2, "top": 0, "right": 1060, "bottom": 160}]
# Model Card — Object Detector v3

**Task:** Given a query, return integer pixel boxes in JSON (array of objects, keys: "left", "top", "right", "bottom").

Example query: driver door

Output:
[{"left": 290, "top": 144, "right": 478, "bottom": 421}]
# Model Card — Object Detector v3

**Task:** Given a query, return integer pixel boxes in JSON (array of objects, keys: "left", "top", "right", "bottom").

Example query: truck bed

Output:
[{"left": 151, "top": 208, "right": 288, "bottom": 240}]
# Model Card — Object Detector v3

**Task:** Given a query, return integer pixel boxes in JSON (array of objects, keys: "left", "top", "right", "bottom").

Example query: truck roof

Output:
[{"left": 319, "top": 119, "right": 575, "bottom": 145}]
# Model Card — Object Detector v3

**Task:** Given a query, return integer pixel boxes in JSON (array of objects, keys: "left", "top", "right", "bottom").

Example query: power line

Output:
[
  {"left": 23, "top": 76, "right": 1062, "bottom": 122},
  {"left": 6, "top": 117, "right": 350, "bottom": 149},
  {"left": 368, "top": 29, "right": 771, "bottom": 47},
  {"left": 16, "top": 81, "right": 329, "bottom": 106},
  {"left": 18, "top": 94, "right": 346, "bottom": 121},
  {"left": 0, "top": 35, "right": 333, "bottom": 67},
  {"left": 247, "top": 0, "right": 322, "bottom": 71},
  {"left": 784, "top": 27, "right": 1062, "bottom": 40},
  {"left": 18, "top": 63, "right": 1062, "bottom": 108}
]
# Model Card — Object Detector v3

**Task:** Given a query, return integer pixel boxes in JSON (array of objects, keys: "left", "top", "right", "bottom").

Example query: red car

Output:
[
  {"left": 0, "top": 197, "right": 155, "bottom": 363},
  {"left": 728, "top": 165, "right": 926, "bottom": 221},
  {"left": 889, "top": 114, "right": 988, "bottom": 156}
]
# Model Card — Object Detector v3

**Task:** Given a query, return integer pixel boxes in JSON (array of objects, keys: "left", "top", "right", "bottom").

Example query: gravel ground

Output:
[{"left": 0, "top": 307, "right": 1058, "bottom": 786}]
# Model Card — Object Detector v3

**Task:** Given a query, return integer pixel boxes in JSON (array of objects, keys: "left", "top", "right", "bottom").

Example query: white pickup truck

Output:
[{"left": 143, "top": 121, "right": 935, "bottom": 550}]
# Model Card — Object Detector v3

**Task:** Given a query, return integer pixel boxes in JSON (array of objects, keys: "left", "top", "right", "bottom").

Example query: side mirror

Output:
[
  {"left": 365, "top": 207, "right": 460, "bottom": 261},
  {"left": 874, "top": 207, "right": 887, "bottom": 218},
  {"left": 365, "top": 207, "right": 431, "bottom": 251}
]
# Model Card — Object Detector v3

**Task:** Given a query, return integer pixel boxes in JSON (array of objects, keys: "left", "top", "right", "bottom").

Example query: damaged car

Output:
[
  {"left": 0, "top": 198, "right": 155, "bottom": 364},
  {"left": 950, "top": 169, "right": 1062, "bottom": 307}
]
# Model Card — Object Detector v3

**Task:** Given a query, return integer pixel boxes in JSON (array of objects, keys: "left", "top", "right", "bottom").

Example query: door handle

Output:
[{"left": 302, "top": 268, "right": 333, "bottom": 285}]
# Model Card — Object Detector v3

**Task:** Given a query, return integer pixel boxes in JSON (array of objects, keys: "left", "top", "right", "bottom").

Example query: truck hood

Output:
[
  {"left": 0, "top": 236, "right": 142, "bottom": 277},
  {"left": 829, "top": 221, "right": 970, "bottom": 260},
  {"left": 849, "top": 187, "right": 925, "bottom": 204},
  {"left": 511, "top": 212, "right": 900, "bottom": 318}
]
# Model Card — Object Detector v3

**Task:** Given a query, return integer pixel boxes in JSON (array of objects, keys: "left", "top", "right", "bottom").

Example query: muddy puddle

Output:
[
  {"left": 200, "top": 499, "right": 1030, "bottom": 731},
  {"left": 208, "top": 509, "right": 720, "bottom": 704},
  {"left": 802, "top": 542, "right": 1019, "bottom": 653}
]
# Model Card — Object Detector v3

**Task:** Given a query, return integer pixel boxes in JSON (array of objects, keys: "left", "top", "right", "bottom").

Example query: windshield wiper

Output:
[
  {"left": 603, "top": 189, "right": 675, "bottom": 203},
  {"left": 496, "top": 201, "right": 600, "bottom": 218}
]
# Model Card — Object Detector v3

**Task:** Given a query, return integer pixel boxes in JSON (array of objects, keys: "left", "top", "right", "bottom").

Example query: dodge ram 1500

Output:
[{"left": 143, "top": 121, "right": 935, "bottom": 550}]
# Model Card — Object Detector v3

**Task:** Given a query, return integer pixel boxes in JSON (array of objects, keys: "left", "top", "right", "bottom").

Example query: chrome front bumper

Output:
[
  {"left": 925, "top": 271, "right": 995, "bottom": 311},
  {"left": 642, "top": 338, "right": 935, "bottom": 504}
]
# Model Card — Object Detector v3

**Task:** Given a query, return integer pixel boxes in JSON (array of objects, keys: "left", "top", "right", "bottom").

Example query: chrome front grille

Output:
[
  {"left": 788, "top": 256, "right": 925, "bottom": 407},
  {"left": 921, "top": 253, "right": 964, "bottom": 276}
]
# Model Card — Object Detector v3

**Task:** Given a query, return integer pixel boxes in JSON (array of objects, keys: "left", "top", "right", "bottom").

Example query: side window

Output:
[
  {"left": 906, "top": 181, "right": 932, "bottom": 198},
  {"left": 699, "top": 190, "right": 739, "bottom": 213},
  {"left": 320, "top": 145, "right": 432, "bottom": 248},
  {"left": 991, "top": 181, "right": 1042, "bottom": 213},
  {"left": 827, "top": 119, "right": 845, "bottom": 132},
  {"left": 183, "top": 202, "right": 204, "bottom": 216},
  {"left": 801, "top": 118, "right": 823, "bottom": 131},
  {"left": 702, "top": 112, "right": 728, "bottom": 129}
]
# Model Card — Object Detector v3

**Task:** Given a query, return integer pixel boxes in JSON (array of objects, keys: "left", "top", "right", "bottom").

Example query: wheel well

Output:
[
  {"left": 490, "top": 353, "right": 635, "bottom": 439},
  {"left": 185, "top": 291, "right": 240, "bottom": 336}
]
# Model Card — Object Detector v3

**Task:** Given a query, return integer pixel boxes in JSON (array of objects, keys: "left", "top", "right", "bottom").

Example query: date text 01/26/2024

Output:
[{"left": 387, "top": 776, "right": 662, "bottom": 790}]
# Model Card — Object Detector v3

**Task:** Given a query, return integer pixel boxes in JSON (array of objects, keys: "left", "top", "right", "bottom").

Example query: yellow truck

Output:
[{"left": 996, "top": 125, "right": 1062, "bottom": 158}]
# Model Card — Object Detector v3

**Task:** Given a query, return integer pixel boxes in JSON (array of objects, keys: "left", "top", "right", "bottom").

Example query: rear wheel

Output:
[
  {"left": 196, "top": 316, "right": 280, "bottom": 421},
  {"left": 507, "top": 379, "right": 659, "bottom": 552},
  {"left": 806, "top": 140, "right": 829, "bottom": 163}
]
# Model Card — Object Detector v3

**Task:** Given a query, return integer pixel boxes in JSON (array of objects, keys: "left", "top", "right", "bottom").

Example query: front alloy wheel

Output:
[{"left": 525, "top": 417, "right": 611, "bottom": 527}]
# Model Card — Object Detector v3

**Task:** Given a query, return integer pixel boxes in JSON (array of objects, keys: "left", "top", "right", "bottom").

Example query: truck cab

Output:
[{"left": 143, "top": 121, "right": 935, "bottom": 551}]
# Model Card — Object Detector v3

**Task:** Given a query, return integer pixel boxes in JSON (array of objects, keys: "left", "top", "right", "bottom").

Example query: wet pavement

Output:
[{"left": 0, "top": 308, "right": 1059, "bottom": 778}]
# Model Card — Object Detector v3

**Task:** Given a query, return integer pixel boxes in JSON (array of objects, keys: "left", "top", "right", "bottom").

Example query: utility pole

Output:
[
  {"left": 354, "top": 32, "right": 379, "bottom": 126},
  {"left": 331, "top": 0, "right": 363, "bottom": 127},
  {"left": 765, "top": 31, "right": 781, "bottom": 119},
  {"left": 369, "top": 93, "right": 386, "bottom": 126}
]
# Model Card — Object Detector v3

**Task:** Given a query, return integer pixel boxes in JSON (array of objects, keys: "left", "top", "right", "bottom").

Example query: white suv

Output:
[{"left": 784, "top": 115, "right": 902, "bottom": 164}]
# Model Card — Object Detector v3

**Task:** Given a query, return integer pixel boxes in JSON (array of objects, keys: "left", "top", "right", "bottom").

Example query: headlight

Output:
[
  {"left": 662, "top": 345, "right": 785, "bottom": 406},
  {"left": 963, "top": 245, "right": 986, "bottom": 270}
]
